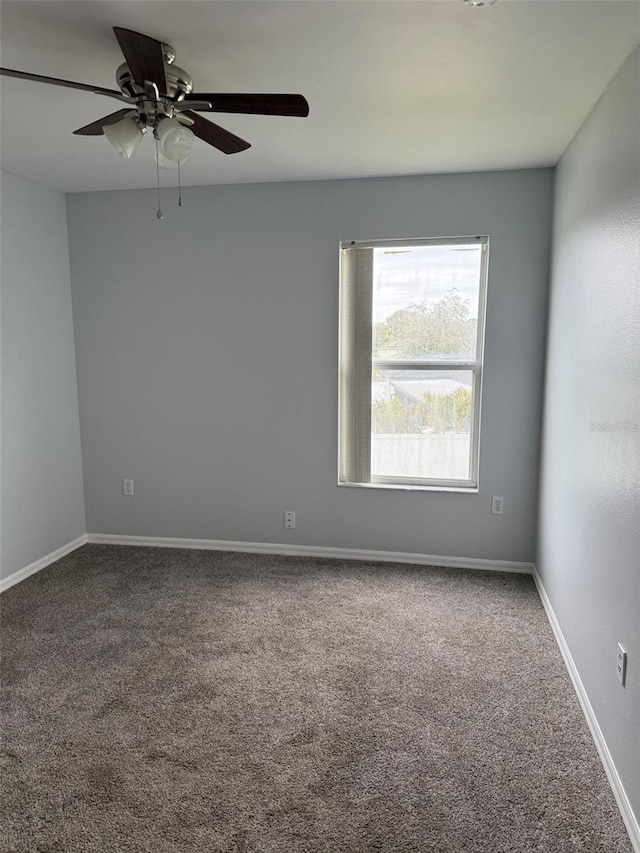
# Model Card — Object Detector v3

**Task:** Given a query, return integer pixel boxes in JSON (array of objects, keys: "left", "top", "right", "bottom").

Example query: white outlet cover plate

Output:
[{"left": 617, "top": 643, "right": 627, "bottom": 686}]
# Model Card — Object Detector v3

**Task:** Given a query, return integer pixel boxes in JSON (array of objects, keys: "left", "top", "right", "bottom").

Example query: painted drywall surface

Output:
[
  {"left": 538, "top": 48, "right": 640, "bottom": 820},
  {"left": 66, "top": 168, "right": 552, "bottom": 563},
  {"left": 0, "top": 171, "right": 85, "bottom": 579}
]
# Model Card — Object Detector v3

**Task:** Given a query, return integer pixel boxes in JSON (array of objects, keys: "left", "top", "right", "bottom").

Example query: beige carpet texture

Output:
[{"left": 0, "top": 545, "right": 632, "bottom": 852}]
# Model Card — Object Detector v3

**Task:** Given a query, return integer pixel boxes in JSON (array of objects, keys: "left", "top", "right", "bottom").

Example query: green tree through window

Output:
[{"left": 374, "top": 289, "right": 477, "bottom": 359}]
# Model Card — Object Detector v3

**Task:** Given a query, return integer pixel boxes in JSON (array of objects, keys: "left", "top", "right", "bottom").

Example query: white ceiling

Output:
[{"left": 1, "top": 1, "right": 639, "bottom": 193}]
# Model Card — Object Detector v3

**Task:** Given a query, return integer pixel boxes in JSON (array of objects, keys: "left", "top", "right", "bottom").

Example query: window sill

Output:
[{"left": 337, "top": 481, "right": 479, "bottom": 494}]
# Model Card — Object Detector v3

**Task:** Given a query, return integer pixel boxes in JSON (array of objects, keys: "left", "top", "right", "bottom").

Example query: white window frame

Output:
[{"left": 338, "top": 235, "right": 489, "bottom": 491}]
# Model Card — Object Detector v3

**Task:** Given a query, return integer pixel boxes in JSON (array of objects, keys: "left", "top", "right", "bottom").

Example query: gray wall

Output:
[
  {"left": 66, "top": 168, "right": 553, "bottom": 563},
  {"left": 1, "top": 171, "right": 85, "bottom": 580},
  {"left": 538, "top": 48, "right": 640, "bottom": 821}
]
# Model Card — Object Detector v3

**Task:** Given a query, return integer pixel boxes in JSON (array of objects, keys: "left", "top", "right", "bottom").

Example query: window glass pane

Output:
[
  {"left": 371, "top": 368, "right": 473, "bottom": 480},
  {"left": 372, "top": 244, "right": 482, "bottom": 361}
]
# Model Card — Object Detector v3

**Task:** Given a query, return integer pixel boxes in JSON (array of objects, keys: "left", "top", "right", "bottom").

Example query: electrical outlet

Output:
[
  {"left": 284, "top": 511, "right": 295, "bottom": 529},
  {"left": 617, "top": 643, "right": 627, "bottom": 686},
  {"left": 123, "top": 479, "right": 134, "bottom": 496},
  {"left": 491, "top": 496, "right": 504, "bottom": 515}
]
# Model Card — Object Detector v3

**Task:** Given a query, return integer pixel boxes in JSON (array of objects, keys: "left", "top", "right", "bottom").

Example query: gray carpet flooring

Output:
[{"left": 0, "top": 544, "right": 632, "bottom": 852}]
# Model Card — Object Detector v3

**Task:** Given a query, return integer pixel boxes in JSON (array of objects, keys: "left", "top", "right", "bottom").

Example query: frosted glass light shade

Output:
[
  {"left": 156, "top": 117, "right": 195, "bottom": 165},
  {"left": 103, "top": 117, "right": 144, "bottom": 160},
  {"left": 156, "top": 148, "right": 177, "bottom": 169}
]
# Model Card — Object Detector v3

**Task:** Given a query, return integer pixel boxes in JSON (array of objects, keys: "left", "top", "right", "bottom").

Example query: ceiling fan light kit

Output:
[
  {"left": 103, "top": 115, "right": 144, "bottom": 160},
  {"left": 0, "top": 25, "right": 309, "bottom": 215},
  {"left": 155, "top": 117, "right": 195, "bottom": 167}
]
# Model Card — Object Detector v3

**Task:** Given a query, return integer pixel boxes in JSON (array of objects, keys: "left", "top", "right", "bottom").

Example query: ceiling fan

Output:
[{"left": 0, "top": 26, "right": 309, "bottom": 163}]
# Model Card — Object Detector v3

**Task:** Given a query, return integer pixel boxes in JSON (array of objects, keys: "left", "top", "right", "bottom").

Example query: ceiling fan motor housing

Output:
[
  {"left": 116, "top": 51, "right": 194, "bottom": 127},
  {"left": 115, "top": 55, "right": 193, "bottom": 101}
]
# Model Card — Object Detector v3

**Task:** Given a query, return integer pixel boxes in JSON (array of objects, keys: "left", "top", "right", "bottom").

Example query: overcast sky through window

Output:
[{"left": 373, "top": 244, "right": 482, "bottom": 324}]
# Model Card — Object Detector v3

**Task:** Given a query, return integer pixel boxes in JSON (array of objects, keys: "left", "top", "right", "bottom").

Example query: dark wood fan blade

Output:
[
  {"left": 113, "top": 27, "right": 167, "bottom": 92},
  {"left": 0, "top": 67, "right": 123, "bottom": 101},
  {"left": 184, "top": 93, "right": 309, "bottom": 117},
  {"left": 73, "top": 109, "right": 136, "bottom": 136},
  {"left": 184, "top": 111, "right": 251, "bottom": 155}
]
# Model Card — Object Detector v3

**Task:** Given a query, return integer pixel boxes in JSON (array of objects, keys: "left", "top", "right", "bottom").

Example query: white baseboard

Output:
[
  {"left": 85, "top": 532, "right": 533, "bottom": 574},
  {"left": 532, "top": 566, "right": 640, "bottom": 853},
  {"left": 0, "top": 534, "right": 88, "bottom": 593}
]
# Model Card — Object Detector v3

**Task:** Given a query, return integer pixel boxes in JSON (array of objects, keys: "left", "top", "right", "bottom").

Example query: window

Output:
[{"left": 339, "top": 236, "right": 488, "bottom": 490}]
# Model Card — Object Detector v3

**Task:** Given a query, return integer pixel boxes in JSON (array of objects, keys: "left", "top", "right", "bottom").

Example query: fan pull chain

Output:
[
  {"left": 155, "top": 137, "right": 164, "bottom": 220},
  {"left": 178, "top": 161, "right": 184, "bottom": 207}
]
